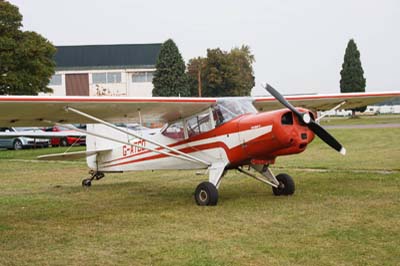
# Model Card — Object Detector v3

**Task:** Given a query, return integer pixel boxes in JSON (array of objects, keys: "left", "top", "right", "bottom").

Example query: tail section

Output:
[
  {"left": 86, "top": 124, "right": 135, "bottom": 150},
  {"left": 86, "top": 124, "right": 137, "bottom": 170}
]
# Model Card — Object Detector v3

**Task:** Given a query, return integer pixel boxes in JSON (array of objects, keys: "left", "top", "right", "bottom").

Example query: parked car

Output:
[
  {"left": 46, "top": 125, "right": 86, "bottom": 147},
  {"left": 0, "top": 127, "right": 50, "bottom": 150}
]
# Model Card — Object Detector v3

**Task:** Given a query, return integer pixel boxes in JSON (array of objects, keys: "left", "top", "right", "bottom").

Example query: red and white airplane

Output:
[{"left": 0, "top": 85, "right": 399, "bottom": 205}]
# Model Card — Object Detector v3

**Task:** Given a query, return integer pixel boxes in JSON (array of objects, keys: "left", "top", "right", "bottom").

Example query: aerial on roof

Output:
[{"left": 54, "top": 43, "right": 162, "bottom": 70}]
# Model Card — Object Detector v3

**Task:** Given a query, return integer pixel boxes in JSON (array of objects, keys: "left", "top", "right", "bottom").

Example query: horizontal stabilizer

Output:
[{"left": 37, "top": 149, "right": 111, "bottom": 161}]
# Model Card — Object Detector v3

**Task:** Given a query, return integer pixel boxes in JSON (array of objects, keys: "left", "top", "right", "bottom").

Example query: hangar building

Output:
[{"left": 47, "top": 43, "right": 161, "bottom": 97}]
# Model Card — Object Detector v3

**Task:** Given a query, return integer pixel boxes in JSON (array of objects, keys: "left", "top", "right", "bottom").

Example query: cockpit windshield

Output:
[
  {"left": 213, "top": 99, "right": 257, "bottom": 125},
  {"left": 161, "top": 98, "right": 257, "bottom": 139}
]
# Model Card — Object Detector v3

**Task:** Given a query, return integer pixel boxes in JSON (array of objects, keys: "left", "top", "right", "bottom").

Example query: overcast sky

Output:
[{"left": 8, "top": 0, "right": 400, "bottom": 95}]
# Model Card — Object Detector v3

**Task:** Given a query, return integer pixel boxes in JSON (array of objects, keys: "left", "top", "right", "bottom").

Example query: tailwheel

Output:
[
  {"left": 194, "top": 181, "right": 219, "bottom": 206},
  {"left": 82, "top": 179, "right": 92, "bottom": 187},
  {"left": 272, "top": 173, "right": 295, "bottom": 196},
  {"left": 81, "top": 171, "right": 104, "bottom": 187}
]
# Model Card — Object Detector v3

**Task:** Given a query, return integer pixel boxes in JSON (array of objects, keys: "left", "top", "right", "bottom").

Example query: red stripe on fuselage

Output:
[{"left": 100, "top": 141, "right": 231, "bottom": 168}]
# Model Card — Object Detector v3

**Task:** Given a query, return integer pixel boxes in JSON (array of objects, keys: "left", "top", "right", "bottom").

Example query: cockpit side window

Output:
[
  {"left": 281, "top": 112, "right": 293, "bottom": 125},
  {"left": 162, "top": 120, "right": 185, "bottom": 140},
  {"left": 186, "top": 110, "right": 213, "bottom": 137}
]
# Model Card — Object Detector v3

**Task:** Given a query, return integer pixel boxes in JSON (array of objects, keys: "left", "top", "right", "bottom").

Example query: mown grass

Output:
[
  {"left": 0, "top": 125, "right": 399, "bottom": 265},
  {"left": 0, "top": 146, "right": 85, "bottom": 160},
  {"left": 278, "top": 128, "right": 400, "bottom": 171}
]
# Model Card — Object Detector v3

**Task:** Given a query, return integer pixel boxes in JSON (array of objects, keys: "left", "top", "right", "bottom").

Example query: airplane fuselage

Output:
[{"left": 87, "top": 108, "right": 315, "bottom": 172}]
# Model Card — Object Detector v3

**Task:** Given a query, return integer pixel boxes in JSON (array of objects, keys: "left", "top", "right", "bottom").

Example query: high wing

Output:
[
  {"left": 0, "top": 92, "right": 399, "bottom": 127},
  {"left": 0, "top": 96, "right": 216, "bottom": 126},
  {"left": 253, "top": 91, "right": 400, "bottom": 112}
]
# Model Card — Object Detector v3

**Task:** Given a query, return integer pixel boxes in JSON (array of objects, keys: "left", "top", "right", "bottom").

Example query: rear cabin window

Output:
[
  {"left": 162, "top": 121, "right": 184, "bottom": 140},
  {"left": 162, "top": 108, "right": 214, "bottom": 140}
]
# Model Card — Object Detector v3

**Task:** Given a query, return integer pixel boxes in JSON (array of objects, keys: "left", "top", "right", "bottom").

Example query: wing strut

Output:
[
  {"left": 63, "top": 107, "right": 211, "bottom": 167},
  {"left": 315, "top": 101, "right": 346, "bottom": 123}
]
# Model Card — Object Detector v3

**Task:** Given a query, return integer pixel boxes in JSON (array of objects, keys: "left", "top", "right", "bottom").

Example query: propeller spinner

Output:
[{"left": 265, "top": 84, "right": 346, "bottom": 155}]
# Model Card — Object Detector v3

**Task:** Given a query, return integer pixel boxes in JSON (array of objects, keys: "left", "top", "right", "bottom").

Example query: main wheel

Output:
[
  {"left": 194, "top": 182, "right": 219, "bottom": 206},
  {"left": 13, "top": 139, "right": 23, "bottom": 150},
  {"left": 272, "top": 173, "right": 295, "bottom": 196}
]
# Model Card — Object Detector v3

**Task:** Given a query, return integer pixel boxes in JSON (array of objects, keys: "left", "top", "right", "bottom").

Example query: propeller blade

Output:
[
  {"left": 265, "top": 84, "right": 303, "bottom": 119},
  {"left": 308, "top": 121, "right": 346, "bottom": 155},
  {"left": 264, "top": 83, "right": 346, "bottom": 155}
]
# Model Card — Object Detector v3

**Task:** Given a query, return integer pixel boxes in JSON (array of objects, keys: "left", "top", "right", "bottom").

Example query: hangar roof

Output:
[{"left": 54, "top": 43, "right": 161, "bottom": 71}]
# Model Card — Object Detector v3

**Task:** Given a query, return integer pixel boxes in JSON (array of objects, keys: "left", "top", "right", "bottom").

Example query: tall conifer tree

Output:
[
  {"left": 340, "top": 39, "right": 367, "bottom": 115},
  {"left": 152, "top": 39, "right": 189, "bottom": 96},
  {"left": 340, "top": 39, "right": 366, "bottom": 93}
]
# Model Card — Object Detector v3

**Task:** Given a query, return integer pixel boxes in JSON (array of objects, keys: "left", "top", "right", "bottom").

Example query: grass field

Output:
[
  {"left": 320, "top": 114, "right": 400, "bottom": 126},
  {"left": 1, "top": 120, "right": 400, "bottom": 265}
]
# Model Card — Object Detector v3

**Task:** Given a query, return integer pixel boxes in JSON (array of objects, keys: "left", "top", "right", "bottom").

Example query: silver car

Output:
[{"left": 0, "top": 127, "right": 50, "bottom": 150}]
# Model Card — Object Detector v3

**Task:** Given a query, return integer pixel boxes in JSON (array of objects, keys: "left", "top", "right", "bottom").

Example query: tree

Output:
[
  {"left": 228, "top": 45, "right": 255, "bottom": 96},
  {"left": 152, "top": 39, "right": 190, "bottom": 97},
  {"left": 0, "top": 0, "right": 56, "bottom": 95},
  {"left": 187, "top": 45, "right": 255, "bottom": 97},
  {"left": 202, "top": 48, "right": 232, "bottom": 97},
  {"left": 340, "top": 39, "right": 367, "bottom": 116}
]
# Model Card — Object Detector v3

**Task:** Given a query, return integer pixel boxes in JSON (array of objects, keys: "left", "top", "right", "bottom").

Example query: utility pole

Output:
[{"left": 198, "top": 67, "right": 202, "bottom": 97}]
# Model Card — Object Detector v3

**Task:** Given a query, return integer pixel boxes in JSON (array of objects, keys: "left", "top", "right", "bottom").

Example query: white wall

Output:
[
  {"left": 127, "top": 71, "right": 153, "bottom": 97},
  {"left": 319, "top": 105, "right": 400, "bottom": 117},
  {"left": 48, "top": 74, "right": 66, "bottom": 96},
  {"left": 47, "top": 68, "right": 155, "bottom": 97},
  {"left": 366, "top": 105, "right": 400, "bottom": 114}
]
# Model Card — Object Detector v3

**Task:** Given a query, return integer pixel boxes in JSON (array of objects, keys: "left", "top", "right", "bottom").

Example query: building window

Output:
[
  {"left": 132, "top": 72, "right": 154, "bottom": 83},
  {"left": 92, "top": 73, "right": 107, "bottom": 83},
  {"left": 92, "top": 72, "right": 121, "bottom": 84},
  {"left": 49, "top": 74, "right": 62, "bottom": 85},
  {"left": 107, "top": 72, "right": 121, "bottom": 83}
]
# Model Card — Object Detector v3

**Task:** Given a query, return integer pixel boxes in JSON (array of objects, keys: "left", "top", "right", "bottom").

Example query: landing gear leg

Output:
[
  {"left": 82, "top": 170, "right": 105, "bottom": 187},
  {"left": 238, "top": 164, "right": 295, "bottom": 196}
]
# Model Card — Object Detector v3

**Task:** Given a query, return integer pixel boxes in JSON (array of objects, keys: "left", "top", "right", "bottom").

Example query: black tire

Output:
[
  {"left": 60, "top": 138, "right": 68, "bottom": 147},
  {"left": 194, "top": 181, "right": 219, "bottom": 206},
  {"left": 272, "top": 173, "right": 295, "bottom": 196},
  {"left": 82, "top": 179, "right": 92, "bottom": 187},
  {"left": 13, "top": 139, "right": 23, "bottom": 150}
]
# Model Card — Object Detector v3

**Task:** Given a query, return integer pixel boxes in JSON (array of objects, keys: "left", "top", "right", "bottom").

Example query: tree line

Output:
[
  {"left": 152, "top": 39, "right": 255, "bottom": 97},
  {"left": 153, "top": 38, "right": 367, "bottom": 101}
]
